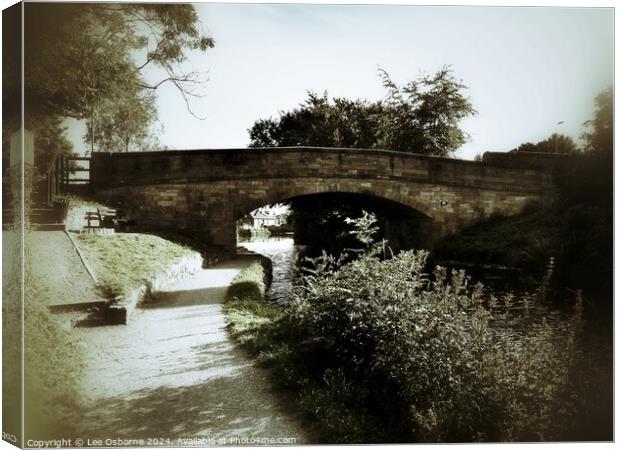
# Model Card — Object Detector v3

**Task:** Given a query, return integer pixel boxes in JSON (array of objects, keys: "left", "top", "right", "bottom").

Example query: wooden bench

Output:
[
  {"left": 84, "top": 210, "right": 101, "bottom": 228},
  {"left": 98, "top": 206, "right": 134, "bottom": 230},
  {"left": 98, "top": 207, "right": 117, "bottom": 228}
]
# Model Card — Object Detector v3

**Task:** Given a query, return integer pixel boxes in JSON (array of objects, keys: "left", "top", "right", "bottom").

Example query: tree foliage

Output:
[
  {"left": 84, "top": 89, "right": 160, "bottom": 153},
  {"left": 249, "top": 66, "right": 476, "bottom": 157},
  {"left": 29, "top": 116, "right": 74, "bottom": 170},
  {"left": 582, "top": 86, "right": 613, "bottom": 156},
  {"left": 515, "top": 133, "right": 578, "bottom": 154},
  {"left": 3, "top": 3, "right": 213, "bottom": 167},
  {"left": 513, "top": 87, "right": 613, "bottom": 157},
  {"left": 376, "top": 67, "right": 476, "bottom": 155},
  {"left": 23, "top": 3, "right": 213, "bottom": 121},
  {"left": 249, "top": 92, "right": 385, "bottom": 149}
]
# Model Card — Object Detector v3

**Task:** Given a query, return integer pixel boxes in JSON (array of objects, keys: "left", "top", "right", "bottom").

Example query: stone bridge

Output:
[{"left": 91, "top": 147, "right": 553, "bottom": 255}]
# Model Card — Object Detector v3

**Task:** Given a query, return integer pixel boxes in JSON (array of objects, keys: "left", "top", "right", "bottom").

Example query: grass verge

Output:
[
  {"left": 224, "top": 256, "right": 280, "bottom": 351},
  {"left": 75, "top": 233, "right": 195, "bottom": 298}
]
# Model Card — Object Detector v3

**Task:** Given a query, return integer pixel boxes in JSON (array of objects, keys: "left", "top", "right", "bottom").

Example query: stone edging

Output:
[
  {"left": 109, "top": 252, "right": 204, "bottom": 324},
  {"left": 65, "top": 230, "right": 98, "bottom": 284}
]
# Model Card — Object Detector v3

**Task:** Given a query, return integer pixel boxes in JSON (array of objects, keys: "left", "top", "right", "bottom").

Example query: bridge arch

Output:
[
  {"left": 189, "top": 175, "right": 471, "bottom": 254},
  {"left": 91, "top": 147, "right": 551, "bottom": 255},
  {"left": 235, "top": 189, "right": 435, "bottom": 252},
  {"left": 230, "top": 179, "right": 435, "bottom": 222}
]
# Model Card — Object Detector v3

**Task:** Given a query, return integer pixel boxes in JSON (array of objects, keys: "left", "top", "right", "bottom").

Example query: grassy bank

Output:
[
  {"left": 432, "top": 153, "right": 612, "bottom": 311},
  {"left": 4, "top": 171, "right": 84, "bottom": 440},
  {"left": 224, "top": 256, "right": 281, "bottom": 352},
  {"left": 75, "top": 233, "right": 195, "bottom": 298}
]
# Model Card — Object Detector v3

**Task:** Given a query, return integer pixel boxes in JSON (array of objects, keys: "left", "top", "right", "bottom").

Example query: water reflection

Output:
[{"left": 239, "top": 236, "right": 303, "bottom": 305}]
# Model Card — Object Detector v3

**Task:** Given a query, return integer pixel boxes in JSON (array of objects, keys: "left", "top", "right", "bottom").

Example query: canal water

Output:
[{"left": 238, "top": 236, "right": 302, "bottom": 305}]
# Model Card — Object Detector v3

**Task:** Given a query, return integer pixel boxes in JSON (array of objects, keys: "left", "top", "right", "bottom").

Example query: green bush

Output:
[
  {"left": 237, "top": 227, "right": 271, "bottom": 241},
  {"left": 4, "top": 169, "right": 84, "bottom": 439},
  {"left": 224, "top": 256, "right": 279, "bottom": 351},
  {"left": 431, "top": 208, "right": 558, "bottom": 282},
  {"left": 287, "top": 249, "right": 584, "bottom": 442},
  {"left": 24, "top": 278, "right": 84, "bottom": 439},
  {"left": 432, "top": 153, "right": 613, "bottom": 306}
]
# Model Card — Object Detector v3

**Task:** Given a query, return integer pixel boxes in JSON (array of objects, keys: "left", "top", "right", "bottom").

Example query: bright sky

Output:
[{"left": 65, "top": 3, "right": 613, "bottom": 160}]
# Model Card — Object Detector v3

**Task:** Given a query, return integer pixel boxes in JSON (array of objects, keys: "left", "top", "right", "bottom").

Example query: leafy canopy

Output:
[
  {"left": 515, "top": 133, "right": 578, "bottom": 154},
  {"left": 582, "top": 86, "right": 613, "bottom": 156},
  {"left": 3, "top": 3, "right": 214, "bottom": 165},
  {"left": 249, "top": 66, "right": 476, "bottom": 157},
  {"left": 84, "top": 89, "right": 160, "bottom": 153},
  {"left": 249, "top": 92, "right": 385, "bottom": 149},
  {"left": 23, "top": 3, "right": 213, "bottom": 120}
]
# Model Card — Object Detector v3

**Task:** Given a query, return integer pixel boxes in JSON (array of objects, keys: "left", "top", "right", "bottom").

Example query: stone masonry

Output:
[{"left": 91, "top": 147, "right": 554, "bottom": 254}]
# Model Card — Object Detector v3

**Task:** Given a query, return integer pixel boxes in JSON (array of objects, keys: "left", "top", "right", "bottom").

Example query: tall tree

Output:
[
  {"left": 377, "top": 67, "right": 476, "bottom": 155},
  {"left": 249, "top": 92, "right": 385, "bottom": 149},
  {"left": 23, "top": 3, "right": 213, "bottom": 120},
  {"left": 3, "top": 3, "right": 214, "bottom": 167},
  {"left": 248, "top": 67, "right": 476, "bottom": 157},
  {"left": 84, "top": 89, "right": 160, "bottom": 153},
  {"left": 582, "top": 87, "right": 613, "bottom": 156},
  {"left": 515, "top": 133, "right": 578, "bottom": 154}
]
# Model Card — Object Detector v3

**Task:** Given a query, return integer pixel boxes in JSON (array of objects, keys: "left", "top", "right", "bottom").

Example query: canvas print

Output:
[{"left": 2, "top": 1, "right": 614, "bottom": 447}]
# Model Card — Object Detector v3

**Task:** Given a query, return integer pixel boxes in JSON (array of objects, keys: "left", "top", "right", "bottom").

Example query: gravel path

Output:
[{"left": 72, "top": 259, "right": 309, "bottom": 446}]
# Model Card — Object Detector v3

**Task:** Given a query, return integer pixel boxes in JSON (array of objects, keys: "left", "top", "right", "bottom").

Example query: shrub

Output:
[
  {"left": 237, "top": 227, "right": 271, "bottom": 241},
  {"left": 224, "top": 256, "right": 279, "bottom": 351},
  {"left": 431, "top": 203, "right": 612, "bottom": 306},
  {"left": 4, "top": 168, "right": 84, "bottom": 439},
  {"left": 287, "top": 248, "right": 583, "bottom": 442},
  {"left": 432, "top": 153, "right": 613, "bottom": 307}
]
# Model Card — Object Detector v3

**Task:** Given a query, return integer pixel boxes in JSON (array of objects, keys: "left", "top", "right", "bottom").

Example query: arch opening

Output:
[{"left": 235, "top": 191, "right": 434, "bottom": 257}]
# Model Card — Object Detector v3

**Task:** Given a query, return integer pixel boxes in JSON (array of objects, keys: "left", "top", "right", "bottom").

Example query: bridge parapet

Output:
[
  {"left": 482, "top": 150, "right": 582, "bottom": 171},
  {"left": 92, "top": 147, "right": 552, "bottom": 194}
]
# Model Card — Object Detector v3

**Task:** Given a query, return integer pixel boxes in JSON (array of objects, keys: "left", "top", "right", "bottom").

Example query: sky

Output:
[{"left": 65, "top": 3, "right": 614, "bottom": 160}]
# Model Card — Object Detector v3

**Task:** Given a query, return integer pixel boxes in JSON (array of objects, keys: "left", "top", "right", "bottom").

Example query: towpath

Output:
[{"left": 67, "top": 258, "right": 308, "bottom": 445}]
